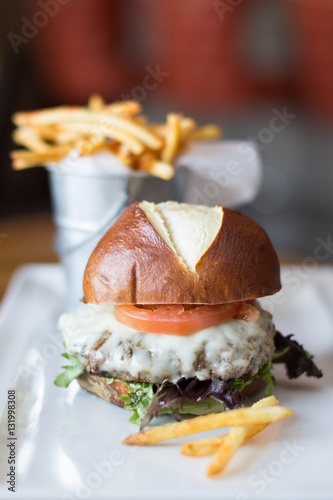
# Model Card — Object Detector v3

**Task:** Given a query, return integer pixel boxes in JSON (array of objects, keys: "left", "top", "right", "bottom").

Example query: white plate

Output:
[{"left": 0, "top": 264, "right": 332, "bottom": 500}]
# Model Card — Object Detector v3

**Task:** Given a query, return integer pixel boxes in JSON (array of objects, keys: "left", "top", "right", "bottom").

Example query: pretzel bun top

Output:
[{"left": 83, "top": 201, "right": 281, "bottom": 305}]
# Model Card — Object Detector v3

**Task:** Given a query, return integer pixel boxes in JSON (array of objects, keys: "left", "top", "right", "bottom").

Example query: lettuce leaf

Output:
[
  {"left": 138, "top": 377, "right": 242, "bottom": 431},
  {"left": 272, "top": 331, "right": 323, "bottom": 379},
  {"left": 161, "top": 398, "right": 227, "bottom": 417},
  {"left": 231, "top": 362, "right": 275, "bottom": 397},
  {"left": 119, "top": 382, "right": 155, "bottom": 425},
  {"left": 119, "top": 379, "right": 232, "bottom": 428},
  {"left": 255, "top": 362, "right": 276, "bottom": 397},
  {"left": 54, "top": 353, "right": 84, "bottom": 388}
]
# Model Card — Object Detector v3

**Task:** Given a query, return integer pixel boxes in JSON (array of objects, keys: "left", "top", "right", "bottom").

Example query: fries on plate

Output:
[
  {"left": 123, "top": 403, "right": 293, "bottom": 446},
  {"left": 123, "top": 396, "right": 293, "bottom": 479},
  {"left": 181, "top": 395, "right": 279, "bottom": 457}
]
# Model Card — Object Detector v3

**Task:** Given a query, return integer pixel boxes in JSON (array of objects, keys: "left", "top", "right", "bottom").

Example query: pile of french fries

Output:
[
  {"left": 123, "top": 396, "right": 293, "bottom": 478},
  {"left": 10, "top": 94, "right": 221, "bottom": 180}
]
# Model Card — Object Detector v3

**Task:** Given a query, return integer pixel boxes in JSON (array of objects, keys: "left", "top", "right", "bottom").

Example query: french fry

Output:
[
  {"left": 207, "top": 396, "right": 279, "bottom": 476},
  {"left": 10, "top": 147, "right": 72, "bottom": 170},
  {"left": 52, "top": 113, "right": 162, "bottom": 151},
  {"left": 150, "top": 118, "right": 196, "bottom": 141},
  {"left": 12, "top": 107, "right": 89, "bottom": 127},
  {"left": 11, "top": 146, "right": 72, "bottom": 160},
  {"left": 179, "top": 117, "right": 196, "bottom": 138},
  {"left": 99, "top": 113, "right": 163, "bottom": 150},
  {"left": 104, "top": 100, "right": 142, "bottom": 117},
  {"left": 54, "top": 122, "right": 145, "bottom": 155},
  {"left": 116, "top": 146, "right": 135, "bottom": 167},
  {"left": 76, "top": 137, "right": 107, "bottom": 157},
  {"left": 132, "top": 115, "right": 147, "bottom": 125},
  {"left": 188, "top": 124, "right": 222, "bottom": 141},
  {"left": 180, "top": 418, "right": 274, "bottom": 458},
  {"left": 139, "top": 159, "right": 175, "bottom": 180},
  {"left": 34, "top": 124, "right": 80, "bottom": 145},
  {"left": 88, "top": 93, "right": 105, "bottom": 112},
  {"left": 12, "top": 127, "right": 49, "bottom": 152},
  {"left": 123, "top": 405, "right": 293, "bottom": 446},
  {"left": 13, "top": 100, "right": 142, "bottom": 126},
  {"left": 161, "top": 113, "right": 182, "bottom": 163},
  {"left": 181, "top": 396, "right": 279, "bottom": 457},
  {"left": 147, "top": 124, "right": 167, "bottom": 140},
  {"left": 181, "top": 434, "right": 227, "bottom": 457},
  {"left": 207, "top": 427, "right": 245, "bottom": 477},
  {"left": 104, "top": 142, "right": 121, "bottom": 155},
  {"left": 137, "top": 152, "right": 175, "bottom": 180}
]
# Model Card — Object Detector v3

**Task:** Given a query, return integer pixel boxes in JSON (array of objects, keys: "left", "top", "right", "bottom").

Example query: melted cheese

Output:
[
  {"left": 59, "top": 303, "right": 275, "bottom": 384},
  {"left": 139, "top": 201, "right": 223, "bottom": 272}
]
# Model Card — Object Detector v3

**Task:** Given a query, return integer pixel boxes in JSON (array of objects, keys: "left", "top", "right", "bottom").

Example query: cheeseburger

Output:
[{"left": 55, "top": 201, "right": 322, "bottom": 429}]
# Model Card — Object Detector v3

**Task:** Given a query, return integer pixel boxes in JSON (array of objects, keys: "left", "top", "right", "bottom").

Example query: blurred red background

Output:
[{"left": 1, "top": 0, "right": 333, "bottom": 259}]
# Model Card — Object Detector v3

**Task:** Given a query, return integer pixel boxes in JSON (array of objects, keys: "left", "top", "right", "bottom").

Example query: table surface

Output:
[
  {"left": 0, "top": 212, "right": 58, "bottom": 301},
  {"left": 0, "top": 211, "right": 328, "bottom": 302}
]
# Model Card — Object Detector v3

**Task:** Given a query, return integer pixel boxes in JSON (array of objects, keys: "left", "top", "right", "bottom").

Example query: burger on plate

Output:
[{"left": 55, "top": 201, "right": 322, "bottom": 429}]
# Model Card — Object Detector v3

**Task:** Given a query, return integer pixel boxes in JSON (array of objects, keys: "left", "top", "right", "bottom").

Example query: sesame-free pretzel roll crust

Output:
[{"left": 83, "top": 202, "right": 281, "bottom": 305}]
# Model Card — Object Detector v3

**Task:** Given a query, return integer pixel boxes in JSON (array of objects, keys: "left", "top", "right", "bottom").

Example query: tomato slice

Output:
[
  {"left": 114, "top": 302, "right": 242, "bottom": 335},
  {"left": 234, "top": 302, "right": 260, "bottom": 323}
]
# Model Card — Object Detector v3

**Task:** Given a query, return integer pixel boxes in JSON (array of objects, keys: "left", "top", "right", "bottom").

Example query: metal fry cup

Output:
[{"left": 47, "top": 160, "right": 173, "bottom": 310}]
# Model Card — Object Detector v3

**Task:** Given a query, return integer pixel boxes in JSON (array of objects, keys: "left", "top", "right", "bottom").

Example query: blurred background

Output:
[{"left": 1, "top": 0, "right": 333, "bottom": 297}]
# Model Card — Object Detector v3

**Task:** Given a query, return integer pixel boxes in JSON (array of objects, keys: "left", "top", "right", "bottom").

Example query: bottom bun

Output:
[
  {"left": 77, "top": 373, "right": 266, "bottom": 407},
  {"left": 77, "top": 373, "right": 129, "bottom": 407}
]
